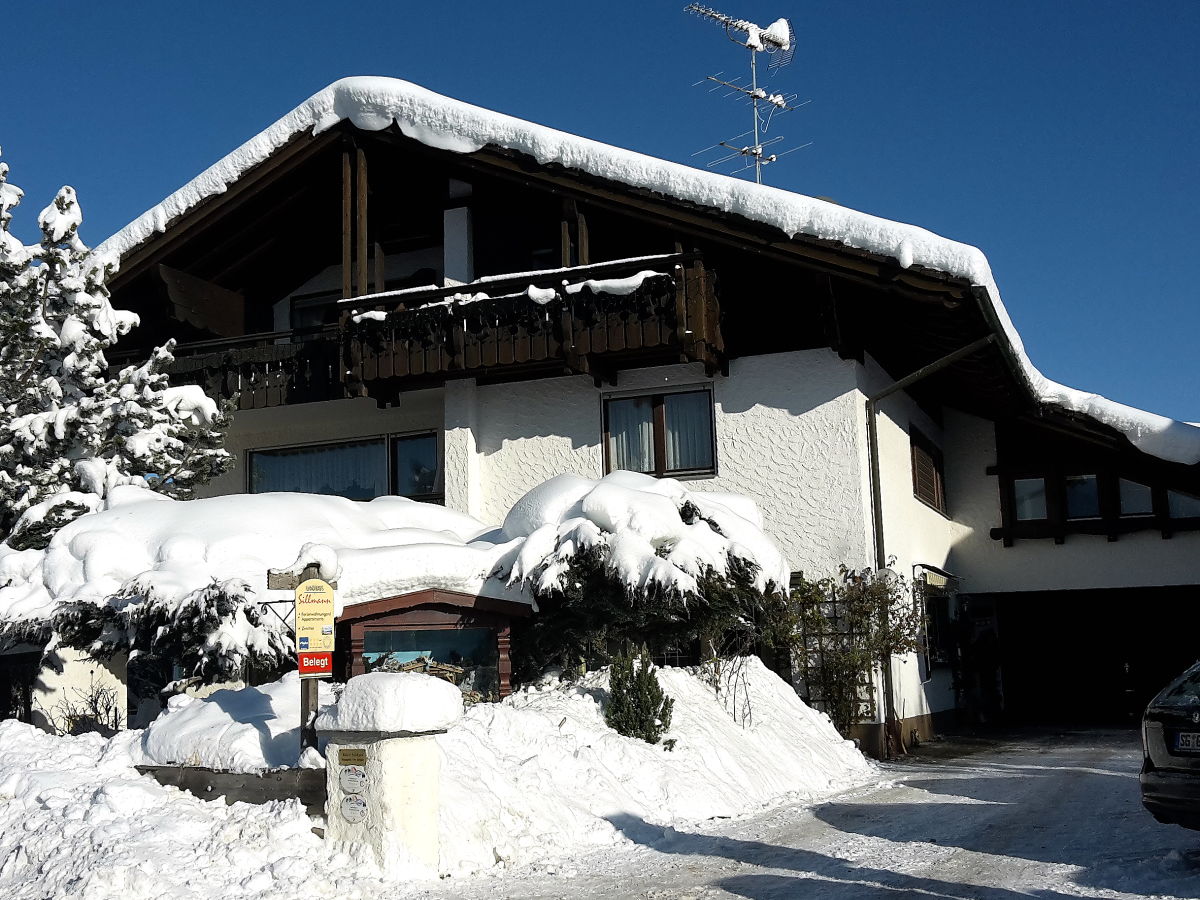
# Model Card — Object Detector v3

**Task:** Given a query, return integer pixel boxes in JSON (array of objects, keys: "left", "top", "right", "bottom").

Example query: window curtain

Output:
[
  {"left": 664, "top": 391, "right": 714, "bottom": 472},
  {"left": 608, "top": 397, "right": 654, "bottom": 472},
  {"left": 250, "top": 439, "right": 387, "bottom": 500}
]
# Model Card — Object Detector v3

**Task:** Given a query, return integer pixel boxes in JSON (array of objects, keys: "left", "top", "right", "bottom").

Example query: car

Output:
[{"left": 1141, "top": 660, "right": 1200, "bottom": 829}]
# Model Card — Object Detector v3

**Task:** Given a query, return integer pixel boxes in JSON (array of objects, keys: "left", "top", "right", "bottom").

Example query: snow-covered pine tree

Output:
[{"left": 0, "top": 155, "right": 234, "bottom": 548}]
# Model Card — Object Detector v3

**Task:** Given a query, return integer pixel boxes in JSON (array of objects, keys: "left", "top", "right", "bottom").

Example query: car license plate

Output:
[{"left": 1175, "top": 732, "right": 1200, "bottom": 752}]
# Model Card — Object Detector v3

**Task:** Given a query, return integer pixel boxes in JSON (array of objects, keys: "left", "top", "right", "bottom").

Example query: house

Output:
[{"left": 6, "top": 77, "right": 1200, "bottom": 750}]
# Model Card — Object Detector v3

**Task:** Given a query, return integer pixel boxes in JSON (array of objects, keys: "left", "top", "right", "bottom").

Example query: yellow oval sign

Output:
[{"left": 295, "top": 578, "right": 336, "bottom": 657}]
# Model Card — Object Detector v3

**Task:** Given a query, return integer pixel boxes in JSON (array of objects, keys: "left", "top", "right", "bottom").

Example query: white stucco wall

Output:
[
  {"left": 944, "top": 409, "right": 1200, "bottom": 593},
  {"left": 208, "top": 350, "right": 875, "bottom": 582},
  {"left": 464, "top": 350, "right": 872, "bottom": 579},
  {"left": 856, "top": 355, "right": 964, "bottom": 721},
  {"left": 32, "top": 648, "right": 127, "bottom": 734}
]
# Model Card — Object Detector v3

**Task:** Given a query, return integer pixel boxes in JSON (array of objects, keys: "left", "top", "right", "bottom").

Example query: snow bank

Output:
[
  {"left": 438, "top": 656, "right": 870, "bottom": 873},
  {"left": 95, "top": 76, "right": 1200, "bottom": 465},
  {"left": 139, "top": 672, "right": 337, "bottom": 771},
  {"left": 315, "top": 671, "right": 463, "bottom": 733},
  {"left": 0, "top": 720, "right": 401, "bottom": 898},
  {"left": 0, "top": 473, "right": 787, "bottom": 674},
  {"left": 0, "top": 485, "right": 523, "bottom": 627},
  {"left": 134, "top": 657, "right": 872, "bottom": 874}
]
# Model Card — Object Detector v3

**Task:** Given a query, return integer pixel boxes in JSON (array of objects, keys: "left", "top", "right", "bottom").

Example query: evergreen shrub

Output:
[{"left": 604, "top": 648, "right": 674, "bottom": 744}]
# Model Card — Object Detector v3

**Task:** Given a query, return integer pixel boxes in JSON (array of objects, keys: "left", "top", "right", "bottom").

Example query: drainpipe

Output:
[{"left": 864, "top": 333, "right": 995, "bottom": 753}]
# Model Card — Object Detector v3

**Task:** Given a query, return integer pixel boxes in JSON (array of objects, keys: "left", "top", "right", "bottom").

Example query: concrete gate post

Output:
[{"left": 323, "top": 729, "right": 444, "bottom": 873}]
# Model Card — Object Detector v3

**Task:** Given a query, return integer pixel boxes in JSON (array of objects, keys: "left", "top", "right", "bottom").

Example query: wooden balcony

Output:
[
  {"left": 126, "top": 253, "right": 723, "bottom": 411},
  {"left": 151, "top": 329, "right": 343, "bottom": 411},
  {"left": 343, "top": 252, "right": 724, "bottom": 399}
]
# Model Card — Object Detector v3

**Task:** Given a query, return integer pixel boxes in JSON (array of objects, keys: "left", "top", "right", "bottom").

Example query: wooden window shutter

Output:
[{"left": 910, "top": 428, "right": 947, "bottom": 513}]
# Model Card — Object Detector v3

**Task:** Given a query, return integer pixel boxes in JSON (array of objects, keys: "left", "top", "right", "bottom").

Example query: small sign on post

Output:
[
  {"left": 265, "top": 561, "right": 340, "bottom": 752},
  {"left": 295, "top": 577, "right": 336, "bottom": 676}
]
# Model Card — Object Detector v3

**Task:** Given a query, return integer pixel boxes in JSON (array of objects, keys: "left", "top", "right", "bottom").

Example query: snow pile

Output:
[
  {"left": 438, "top": 656, "right": 869, "bottom": 873},
  {"left": 0, "top": 486, "right": 518, "bottom": 628},
  {"left": 0, "top": 473, "right": 787, "bottom": 673},
  {"left": 95, "top": 76, "right": 1200, "bottom": 465},
  {"left": 315, "top": 671, "right": 463, "bottom": 734},
  {"left": 133, "top": 657, "right": 871, "bottom": 874},
  {"left": 140, "top": 673, "right": 337, "bottom": 771},
  {"left": 0, "top": 720, "right": 400, "bottom": 898}
]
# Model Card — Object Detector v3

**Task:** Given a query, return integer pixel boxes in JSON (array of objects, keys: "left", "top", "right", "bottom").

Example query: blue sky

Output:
[{"left": 4, "top": 2, "right": 1197, "bottom": 420}]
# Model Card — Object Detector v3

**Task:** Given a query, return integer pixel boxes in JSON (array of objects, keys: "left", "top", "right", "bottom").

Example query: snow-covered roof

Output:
[{"left": 97, "top": 76, "right": 1200, "bottom": 465}]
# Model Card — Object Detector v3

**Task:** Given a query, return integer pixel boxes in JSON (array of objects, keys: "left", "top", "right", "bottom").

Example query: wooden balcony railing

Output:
[
  {"left": 342, "top": 252, "right": 723, "bottom": 395},
  {"left": 116, "top": 253, "right": 723, "bottom": 411}
]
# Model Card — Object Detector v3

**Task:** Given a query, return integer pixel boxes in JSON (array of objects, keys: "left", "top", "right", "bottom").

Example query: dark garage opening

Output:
[{"left": 979, "top": 586, "right": 1200, "bottom": 726}]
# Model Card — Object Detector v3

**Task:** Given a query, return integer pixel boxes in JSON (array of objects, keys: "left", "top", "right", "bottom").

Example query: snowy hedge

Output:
[{"left": 0, "top": 472, "right": 789, "bottom": 685}]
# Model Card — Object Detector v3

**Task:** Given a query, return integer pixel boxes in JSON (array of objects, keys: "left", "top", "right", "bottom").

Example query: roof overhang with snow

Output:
[{"left": 97, "top": 76, "right": 1200, "bottom": 467}]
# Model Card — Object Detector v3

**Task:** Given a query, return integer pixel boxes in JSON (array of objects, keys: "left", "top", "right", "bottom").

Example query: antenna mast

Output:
[{"left": 684, "top": 4, "right": 807, "bottom": 184}]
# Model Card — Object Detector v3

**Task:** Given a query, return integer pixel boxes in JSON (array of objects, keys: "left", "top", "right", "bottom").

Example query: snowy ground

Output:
[
  {"left": 413, "top": 729, "right": 1200, "bottom": 900},
  {"left": 3, "top": 726, "right": 1197, "bottom": 898}
]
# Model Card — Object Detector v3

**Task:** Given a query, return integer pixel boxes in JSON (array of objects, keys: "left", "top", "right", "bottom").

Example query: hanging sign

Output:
[{"left": 295, "top": 577, "right": 336, "bottom": 678}]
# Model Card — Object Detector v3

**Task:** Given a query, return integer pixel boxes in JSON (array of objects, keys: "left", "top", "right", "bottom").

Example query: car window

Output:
[{"left": 1157, "top": 664, "right": 1200, "bottom": 706}]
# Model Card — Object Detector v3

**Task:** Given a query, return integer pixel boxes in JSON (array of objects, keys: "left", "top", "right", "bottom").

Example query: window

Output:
[
  {"left": 1065, "top": 474, "right": 1100, "bottom": 520},
  {"left": 393, "top": 434, "right": 440, "bottom": 499},
  {"left": 250, "top": 438, "right": 387, "bottom": 500},
  {"left": 910, "top": 428, "right": 947, "bottom": 514},
  {"left": 1013, "top": 478, "right": 1047, "bottom": 521},
  {"left": 363, "top": 627, "right": 499, "bottom": 700},
  {"left": 604, "top": 389, "right": 715, "bottom": 476},
  {"left": 1119, "top": 479, "right": 1154, "bottom": 516},
  {"left": 249, "top": 433, "right": 442, "bottom": 501},
  {"left": 1169, "top": 490, "right": 1200, "bottom": 519}
]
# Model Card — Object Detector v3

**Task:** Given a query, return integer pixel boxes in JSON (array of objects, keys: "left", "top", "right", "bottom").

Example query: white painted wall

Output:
[
  {"left": 466, "top": 350, "right": 873, "bottom": 579},
  {"left": 325, "top": 734, "right": 442, "bottom": 873},
  {"left": 32, "top": 647, "right": 127, "bottom": 734},
  {"left": 856, "top": 355, "right": 964, "bottom": 722},
  {"left": 944, "top": 409, "right": 1200, "bottom": 593}
]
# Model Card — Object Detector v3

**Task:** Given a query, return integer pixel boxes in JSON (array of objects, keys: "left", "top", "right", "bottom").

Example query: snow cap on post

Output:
[{"left": 315, "top": 671, "right": 464, "bottom": 735}]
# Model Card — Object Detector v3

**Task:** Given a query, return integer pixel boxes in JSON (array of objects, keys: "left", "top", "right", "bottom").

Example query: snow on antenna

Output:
[{"left": 684, "top": 4, "right": 809, "bottom": 184}]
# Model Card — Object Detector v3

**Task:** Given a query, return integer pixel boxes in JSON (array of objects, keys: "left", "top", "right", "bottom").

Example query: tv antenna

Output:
[{"left": 684, "top": 4, "right": 809, "bottom": 184}]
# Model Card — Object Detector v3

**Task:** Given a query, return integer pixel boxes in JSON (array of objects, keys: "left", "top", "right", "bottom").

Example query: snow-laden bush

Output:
[
  {"left": 0, "top": 153, "right": 232, "bottom": 545},
  {"left": 506, "top": 474, "right": 792, "bottom": 680}
]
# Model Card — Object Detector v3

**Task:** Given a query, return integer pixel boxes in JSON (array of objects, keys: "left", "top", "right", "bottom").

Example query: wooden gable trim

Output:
[
  {"left": 111, "top": 128, "right": 344, "bottom": 289},
  {"left": 110, "top": 121, "right": 971, "bottom": 311},
  {"left": 338, "top": 588, "right": 533, "bottom": 623},
  {"left": 350, "top": 126, "right": 973, "bottom": 308}
]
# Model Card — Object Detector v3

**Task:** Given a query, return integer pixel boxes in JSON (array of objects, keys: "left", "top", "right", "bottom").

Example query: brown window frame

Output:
[
  {"left": 990, "top": 468, "right": 1200, "bottom": 545},
  {"left": 246, "top": 431, "right": 444, "bottom": 504},
  {"left": 602, "top": 388, "right": 717, "bottom": 478},
  {"left": 910, "top": 427, "right": 947, "bottom": 515}
]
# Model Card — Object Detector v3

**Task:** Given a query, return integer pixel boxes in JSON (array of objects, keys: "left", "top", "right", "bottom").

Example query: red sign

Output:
[{"left": 299, "top": 652, "right": 333, "bottom": 678}]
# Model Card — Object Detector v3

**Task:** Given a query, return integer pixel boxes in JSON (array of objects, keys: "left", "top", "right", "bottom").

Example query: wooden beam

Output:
[
  {"left": 577, "top": 205, "right": 590, "bottom": 266},
  {"left": 183, "top": 184, "right": 320, "bottom": 276},
  {"left": 356, "top": 147, "right": 369, "bottom": 297},
  {"left": 374, "top": 241, "right": 386, "bottom": 294},
  {"left": 560, "top": 199, "right": 572, "bottom": 268},
  {"left": 157, "top": 265, "right": 245, "bottom": 336},
  {"left": 342, "top": 149, "right": 352, "bottom": 300}
]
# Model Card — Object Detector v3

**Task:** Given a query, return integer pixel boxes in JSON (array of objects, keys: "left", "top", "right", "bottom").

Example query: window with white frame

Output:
[{"left": 603, "top": 389, "right": 716, "bottom": 477}]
